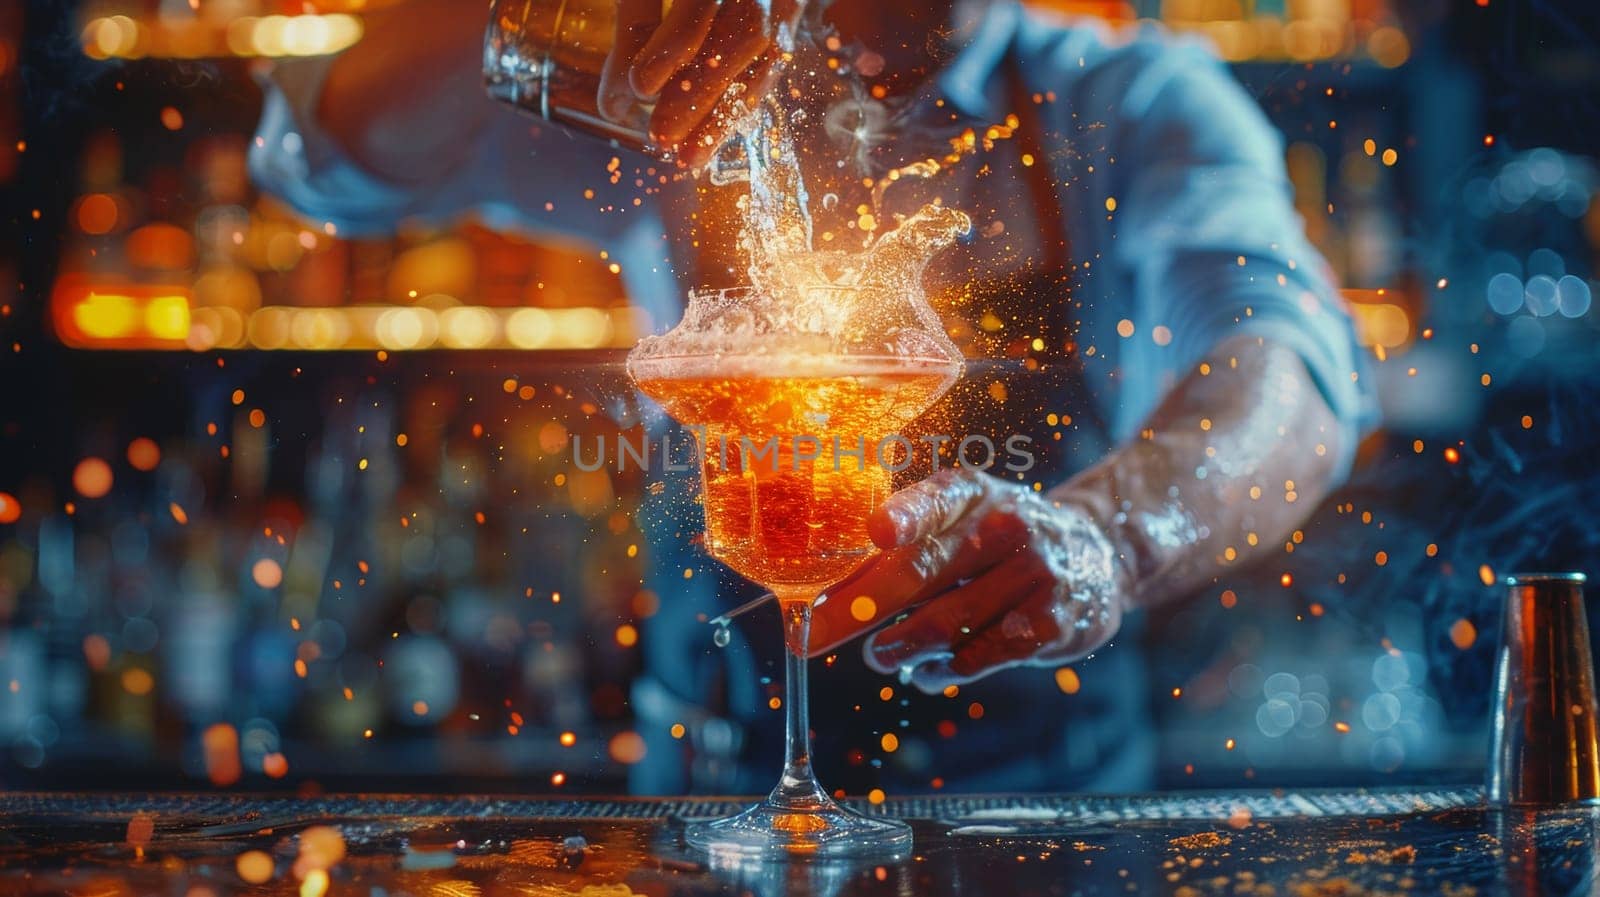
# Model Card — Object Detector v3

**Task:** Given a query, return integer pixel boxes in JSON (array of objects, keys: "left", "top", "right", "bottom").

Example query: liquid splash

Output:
[
  {"left": 735, "top": 96, "right": 977, "bottom": 302},
  {"left": 632, "top": 97, "right": 972, "bottom": 368},
  {"left": 867, "top": 117, "right": 1019, "bottom": 218}
]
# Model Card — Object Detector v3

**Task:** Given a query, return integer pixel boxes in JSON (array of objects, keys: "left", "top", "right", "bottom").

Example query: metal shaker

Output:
[
  {"left": 1487, "top": 572, "right": 1600, "bottom": 805},
  {"left": 481, "top": 0, "right": 781, "bottom": 172},
  {"left": 483, "top": 0, "right": 654, "bottom": 147}
]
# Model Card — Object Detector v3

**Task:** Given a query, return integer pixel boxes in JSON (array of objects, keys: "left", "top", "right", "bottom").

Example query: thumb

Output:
[{"left": 867, "top": 469, "right": 993, "bottom": 549}]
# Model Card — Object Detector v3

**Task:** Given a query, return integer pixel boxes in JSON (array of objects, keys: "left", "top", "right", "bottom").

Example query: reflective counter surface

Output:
[{"left": 1, "top": 788, "right": 1596, "bottom": 896}]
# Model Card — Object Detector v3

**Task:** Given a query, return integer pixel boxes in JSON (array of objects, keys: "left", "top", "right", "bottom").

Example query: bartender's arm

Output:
[
  {"left": 248, "top": 0, "right": 792, "bottom": 308},
  {"left": 808, "top": 34, "right": 1376, "bottom": 691},
  {"left": 810, "top": 336, "right": 1343, "bottom": 690}
]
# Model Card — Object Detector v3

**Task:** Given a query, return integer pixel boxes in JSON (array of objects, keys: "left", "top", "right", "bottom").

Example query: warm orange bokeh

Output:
[
  {"left": 72, "top": 457, "right": 113, "bottom": 499},
  {"left": 126, "top": 437, "right": 161, "bottom": 471}
]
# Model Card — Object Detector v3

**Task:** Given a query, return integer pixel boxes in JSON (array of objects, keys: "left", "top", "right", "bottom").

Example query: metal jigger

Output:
[{"left": 1487, "top": 572, "right": 1600, "bottom": 805}]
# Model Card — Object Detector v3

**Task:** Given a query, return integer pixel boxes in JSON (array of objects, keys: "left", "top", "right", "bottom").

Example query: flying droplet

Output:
[
  {"left": 712, "top": 624, "right": 732, "bottom": 648},
  {"left": 821, "top": 193, "right": 839, "bottom": 210}
]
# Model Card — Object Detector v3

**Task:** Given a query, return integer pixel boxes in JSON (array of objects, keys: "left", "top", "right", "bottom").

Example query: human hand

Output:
[
  {"left": 809, "top": 469, "right": 1127, "bottom": 693},
  {"left": 598, "top": 0, "right": 804, "bottom": 166}
]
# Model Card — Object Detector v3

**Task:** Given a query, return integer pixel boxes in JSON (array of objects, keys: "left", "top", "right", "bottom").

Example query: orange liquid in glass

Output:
[{"left": 634, "top": 356, "right": 958, "bottom": 594}]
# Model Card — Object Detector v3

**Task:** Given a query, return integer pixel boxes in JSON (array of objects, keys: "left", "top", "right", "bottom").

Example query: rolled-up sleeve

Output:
[
  {"left": 249, "top": 57, "right": 426, "bottom": 236},
  {"left": 248, "top": 56, "right": 682, "bottom": 322},
  {"left": 1074, "top": 35, "right": 1378, "bottom": 475},
  {"left": 250, "top": 56, "right": 652, "bottom": 238}
]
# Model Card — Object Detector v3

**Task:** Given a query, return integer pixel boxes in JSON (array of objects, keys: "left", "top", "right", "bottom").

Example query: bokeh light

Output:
[
  {"left": 72, "top": 458, "right": 113, "bottom": 499},
  {"left": 608, "top": 731, "right": 647, "bottom": 764},
  {"left": 126, "top": 437, "right": 161, "bottom": 471},
  {"left": 75, "top": 194, "right": 118, "bottom": 234},
  {"left": 250, "top": 558, "right": 283, "bottom": 589}
]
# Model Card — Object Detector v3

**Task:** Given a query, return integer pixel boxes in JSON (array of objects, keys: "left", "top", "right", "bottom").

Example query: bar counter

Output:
[{"left": 2, "top": 788, "right": 1597, "bottom": 895}]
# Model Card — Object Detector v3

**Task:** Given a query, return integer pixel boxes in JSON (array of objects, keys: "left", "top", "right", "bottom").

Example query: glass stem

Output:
[{"left": 771, "top": 594, "right": 831, "bottom": 809}]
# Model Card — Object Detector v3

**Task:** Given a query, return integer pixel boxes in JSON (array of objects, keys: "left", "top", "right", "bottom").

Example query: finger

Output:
[
  {"left": 866, "top": 469, "right": 995, "bottom": 549},
  {"left": 629, "top": 0, "right": 722, "bottom": 98},
  {"left": 899, "top": 591, "right": 1087, "bottom": 693},
  {"left": 947, "top": 603, "right": 1066, "bottom": 680},
  {"left": 648, "top": 2, "right": 770, "bottom": 148},
  {"left": 886, "top": 653, "right": 990, "bottom": 694},
  {"left": 810, "top": 509, "right": 1026, "bottom": 656},
  {"left": 598, "top": 0, "right": 663, "bottom": 121},
  {"left": 902, "top": 657, "right": 967, "bottom": 694},
  {"left": 809, "top": 539, "right": 984, "bottom": 658},
  {"left": 1027, "top": 595, "right": 1123, "bottom": 668},
  {"left": 671, "top": 45, "right": 779, "bottom": 168},
  {"left": 859, "top": 557, "right": 1037, "bottom": 673},
  {"left": 949, "top": 589, "right": 1124, "bottom": 681}
]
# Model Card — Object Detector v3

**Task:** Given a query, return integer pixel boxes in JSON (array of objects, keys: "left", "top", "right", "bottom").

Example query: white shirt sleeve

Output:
[
  {"left": 249, "top": 55, "right": 421, "bottom": 235},
  {"left": 1025, "top": 23, "right": 1378, "bottom": 476},
  {"left": 248, "top": 57, "right": 683, "bottom": 321}
]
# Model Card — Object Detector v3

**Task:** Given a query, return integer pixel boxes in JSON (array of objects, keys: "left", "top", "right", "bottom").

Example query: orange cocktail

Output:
[
  {"left": 626, "top": 185, "right": 969, "bottom": 857},
  {"left": 632, "top": 354, "right": 959, "bottom": 596}
]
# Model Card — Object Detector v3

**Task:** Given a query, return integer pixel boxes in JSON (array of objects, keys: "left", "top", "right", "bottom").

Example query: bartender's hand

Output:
[
  {"left": 809, "top": 469, "right": 1128, "bottom": 693},
  {"left": 599, "top": 0, "right": 804, "bottom": 166},
  {"left": 808, "top": 337, "right": 1349, "bottom": 694}
]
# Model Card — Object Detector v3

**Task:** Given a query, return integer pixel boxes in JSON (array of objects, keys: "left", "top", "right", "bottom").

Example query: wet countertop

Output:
[{"left": 0, "top": 788, "right": 1595, "bottom": 896}]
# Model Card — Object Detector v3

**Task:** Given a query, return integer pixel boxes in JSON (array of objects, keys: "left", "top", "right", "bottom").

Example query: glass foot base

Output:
[{"left": 685, "top": 798, "right": 912, "bottom": 860}]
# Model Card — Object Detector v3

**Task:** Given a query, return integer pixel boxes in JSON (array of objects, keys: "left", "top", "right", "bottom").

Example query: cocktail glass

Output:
[{"left": 629, "top": 288, "right": 960, "bottom": 858}]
